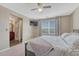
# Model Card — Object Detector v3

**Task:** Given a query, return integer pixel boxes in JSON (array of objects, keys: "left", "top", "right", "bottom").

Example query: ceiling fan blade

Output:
[
  {"left": 43, "top": 6, "right": 51, "bottom": 8},
  {"left": 37, "top": 3, "right": 42, "bottom": 7},
  {"left": 31, "top": 8, "right": 38, "bottom": 10},
  {"left": 31, "top": 3, "right": 51, "bottom": 11},
  {"left": 31, "top": 3, "right": 43, "bottom": 11}
]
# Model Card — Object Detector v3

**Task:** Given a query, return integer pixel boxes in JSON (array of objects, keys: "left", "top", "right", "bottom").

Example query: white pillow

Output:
[
  {"left": 61, "top": 33, "right": 70, "bottom": 39},
  {"left": 71, "top": 33, "right": 79, "bottom": 36},
  {"left": 63, "top": 33, "right": 79, "bottom": 46},
  {"left": 72, "top": 39, "right": 79, "bottom": 49}
]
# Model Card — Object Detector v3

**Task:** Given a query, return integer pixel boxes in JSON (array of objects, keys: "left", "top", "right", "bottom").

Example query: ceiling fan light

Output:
[{"left": 38, "top": 8, "right": 43, "bottom": 12}]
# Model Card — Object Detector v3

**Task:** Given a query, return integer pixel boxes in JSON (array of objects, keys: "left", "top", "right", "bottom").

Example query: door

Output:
[{"left": 9, "top": 14, "right": 23, "bottom": 47}]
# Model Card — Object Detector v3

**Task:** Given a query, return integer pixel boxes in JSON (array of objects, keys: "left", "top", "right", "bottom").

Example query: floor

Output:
[
  {"left": 10, "top": 40, "right": 21, "bottom": 47},
  {"left": 0, "top": 43, "right": 25, "bottom": 56}
]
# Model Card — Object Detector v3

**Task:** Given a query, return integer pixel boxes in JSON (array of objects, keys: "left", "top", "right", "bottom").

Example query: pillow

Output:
[
  {"left": 64, "top": 34, "right": 79, "bottom": 47},
  {"left": 71, "top": 33, "right": 79, "bottom": 36},
  {"left": 72, "top": 39, "right": 79, "bottom": 49},
  {"left": 61, "top": 33, "right": 70, "bottom": 39}
]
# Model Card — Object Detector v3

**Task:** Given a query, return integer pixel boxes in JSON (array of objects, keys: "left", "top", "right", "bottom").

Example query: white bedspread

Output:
[
  {"left": 28, "top": 37, "right": 53, "bottom": 56},
  {"left": 26, "top": 34, "right": 79, "bottom": 56},
  {"left": 40, "top": 36, "right": 70, "bottom": 56},
  {"left": 27, "top": 36, "right": 69, "bottom": 56},
  {"left": 40, "top": 36, "right": 68, "bottom": 49}
]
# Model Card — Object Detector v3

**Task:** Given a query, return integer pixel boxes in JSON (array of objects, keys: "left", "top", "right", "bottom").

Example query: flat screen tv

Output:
[{"left": 30, "top": 21, "right": 38, "bottom": 26}]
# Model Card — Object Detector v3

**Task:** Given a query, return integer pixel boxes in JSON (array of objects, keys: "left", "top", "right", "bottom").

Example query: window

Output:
[{"left": 40, "top": 18, "right": 59, "bottom": 35}]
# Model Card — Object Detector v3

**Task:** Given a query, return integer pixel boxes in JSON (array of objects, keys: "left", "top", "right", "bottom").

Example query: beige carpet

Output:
[{"left": 10, "top": 40, "right": 21, "bottom": 47}]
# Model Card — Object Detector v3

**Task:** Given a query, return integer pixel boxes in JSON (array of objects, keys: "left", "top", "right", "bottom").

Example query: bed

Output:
[{"left": 25, "top": 33, "right": 79, "bottom": 56}]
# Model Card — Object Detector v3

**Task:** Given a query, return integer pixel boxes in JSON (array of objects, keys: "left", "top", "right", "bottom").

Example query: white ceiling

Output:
[{"left": 0, "top": 3, "right": 79, "bottom": 19}]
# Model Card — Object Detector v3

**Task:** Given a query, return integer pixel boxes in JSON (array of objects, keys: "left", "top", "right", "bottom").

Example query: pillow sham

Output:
[
  {"left": 63, "top": 33, "right": 79, "bottom": 47},
  {"left": 72, "top": 39, "right": 79, "bottom": 50},
  {"left": 61, "top": 33, "right": 70, "bottom": 39},
  {"left": 71, "top": 33, "right": 79, "bottom": 36}
]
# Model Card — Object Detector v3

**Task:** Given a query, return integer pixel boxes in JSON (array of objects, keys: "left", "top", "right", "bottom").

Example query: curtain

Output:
[{"left": 40, "top": 18, "right": 59, "bottom": 36}]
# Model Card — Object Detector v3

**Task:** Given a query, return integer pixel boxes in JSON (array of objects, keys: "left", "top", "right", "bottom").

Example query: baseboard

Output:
[{"left": 0, "top": 47, "right": 10, "bottom": 53}]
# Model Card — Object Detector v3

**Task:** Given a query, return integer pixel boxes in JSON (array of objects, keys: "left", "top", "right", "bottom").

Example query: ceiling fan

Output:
[{"left": 31, "top": 3, "right": 52, "bottom": 12}]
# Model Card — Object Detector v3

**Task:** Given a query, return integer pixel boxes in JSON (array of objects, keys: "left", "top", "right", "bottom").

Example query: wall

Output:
[
  {"left": 0, "top": 6, "right": 9, "bottom": 50},
  {"left": 0, "top": 6, "right": 32, "bottom": 50},
  {"left": 31, "top": 15, "right": 73, "bottom": 36},
  {"left": 72, "top": 7, "right": 79, "bottom": 29},
  {"left": 30, "top": 20, "right": 40, "bottom": 38},
  {"left": 59, "top": 15, "right": 73, "bottom": 35},
  {"left": 23, "top": 17, "right": 32, "bottom": 41}
]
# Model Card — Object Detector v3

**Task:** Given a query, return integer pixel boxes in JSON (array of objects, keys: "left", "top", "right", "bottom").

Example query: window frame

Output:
[{"left": 40, "top": 17, "right": 59, "bottom": 36}]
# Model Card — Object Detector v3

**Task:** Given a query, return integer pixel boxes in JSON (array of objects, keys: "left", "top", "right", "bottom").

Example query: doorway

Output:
[{"left": 9, "top": 14, "right": 23, "bottom": 47}]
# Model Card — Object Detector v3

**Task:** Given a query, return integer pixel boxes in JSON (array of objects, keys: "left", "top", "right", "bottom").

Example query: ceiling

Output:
[{"left": 0, "top": 3, "right": 79, "bottom": 19}]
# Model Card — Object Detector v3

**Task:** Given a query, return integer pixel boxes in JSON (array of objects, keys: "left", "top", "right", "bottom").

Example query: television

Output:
[{"left": 30, "top": 21, "right": 38, "bottom": 26}]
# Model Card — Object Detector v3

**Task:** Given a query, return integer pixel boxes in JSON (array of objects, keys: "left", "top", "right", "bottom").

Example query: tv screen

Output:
[{"left": 30, "top": 21, "right": 38, "bottom": 26}]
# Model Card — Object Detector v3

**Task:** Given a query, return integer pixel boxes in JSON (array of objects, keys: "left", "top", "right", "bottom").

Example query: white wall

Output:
[
  {"left": 0, "top": 6, "right": 32, "bottom": 51},
  {"left": 72, "top": 7, "right": 79, "bottom": 29},
  {"left": 23, "top": 17, "right": 32, "bottom": 42},
  {"left": 0, "top": 6, "right": 9, "bottom": 50}
]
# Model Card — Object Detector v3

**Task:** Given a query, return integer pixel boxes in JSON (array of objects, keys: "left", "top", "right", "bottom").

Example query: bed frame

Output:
[
  {"left": 25, "top": 42, "right": 35, "bottom": 56},
  {"left": 25, "top": 42, "right": 54, "bottom": 56}
]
